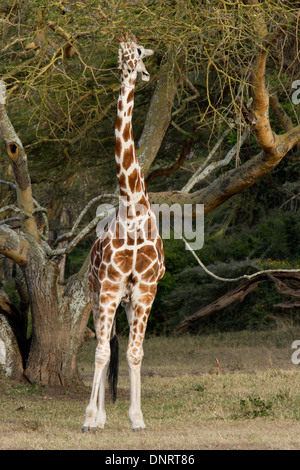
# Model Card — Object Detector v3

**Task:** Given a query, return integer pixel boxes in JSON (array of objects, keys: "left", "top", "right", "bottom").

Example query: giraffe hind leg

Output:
[{"left": 82, "top": 310, "right": 109, "bottom": 431}]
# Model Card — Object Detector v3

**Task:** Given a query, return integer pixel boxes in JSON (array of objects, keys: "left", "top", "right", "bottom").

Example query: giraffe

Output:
[{"left": 82, "top": 35, "right": 165, "bottom": 432}]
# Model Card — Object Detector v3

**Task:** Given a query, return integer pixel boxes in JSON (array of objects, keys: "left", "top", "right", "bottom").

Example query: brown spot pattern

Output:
[
  {"left": 115, "top": 137, "right": 122, "bottom": 158},
  {"left": 127, "top": 89, "right": 134, "bottom": 103},
  {"left": 118, "top": 99, "right": 124, "bottom": 112},
  {"left": 116, "top": 115, "right": 122, "bottom": 132},
  {"left": 113, "top": 249, "right": 133, "bottom": 272},
  {"left": 135, "top": 245, "right": 157, "bottom": 273},
  {"left": 123, "top": 145, "right": 134, "bottom": 171},
  {"left": 128, "top": 169, "right": 138, "bottom": 192},
  {"left": 122, "top": 122, "right": 131, "bottom": 142}
]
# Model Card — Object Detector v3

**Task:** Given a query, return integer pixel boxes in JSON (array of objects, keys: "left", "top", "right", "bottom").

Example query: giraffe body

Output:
[{"left": 83, "top": 38, "right": 165, "bottom": 431}]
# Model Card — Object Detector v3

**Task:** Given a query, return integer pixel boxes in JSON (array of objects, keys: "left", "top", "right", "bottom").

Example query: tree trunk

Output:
[
  {"left": 0, "top": 301, "right": 24, "bottom": 381},
  {"left": 0, "top": 245, "right": 90, "bottom": 386},
  {"left": 22, "top": 250, "right": 90, "bottom": 386}
]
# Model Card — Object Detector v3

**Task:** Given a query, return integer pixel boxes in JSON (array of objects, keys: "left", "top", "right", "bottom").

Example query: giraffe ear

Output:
[{"left": 142, "top": 48, "right": 154, "bottom": 58}]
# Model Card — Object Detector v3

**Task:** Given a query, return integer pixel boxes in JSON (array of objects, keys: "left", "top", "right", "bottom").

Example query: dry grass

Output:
[{"left": 1, "top": 327, "right": 300, "bottom": 450}]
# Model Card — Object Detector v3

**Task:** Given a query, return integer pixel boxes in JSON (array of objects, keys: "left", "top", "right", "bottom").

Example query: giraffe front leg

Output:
[{"left": 126, "top": 301, "right": 152, "bottom": 431}]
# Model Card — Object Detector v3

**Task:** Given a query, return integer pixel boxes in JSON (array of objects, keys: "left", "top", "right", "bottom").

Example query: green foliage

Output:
[
  {"left": 2, "top": 280, "right": 20, "bottom": 307},
  {"left": 148, "top": 238, "right": 196, "bottom": 334},
  {"left": 235, "top": 394, "right": 273, "bottom": 419},
  {"left": 204, "top": 210, "right": 300, "bottom": 263},
  {"left": 64, "top": 238, "right": 92, "bottom": 279}
]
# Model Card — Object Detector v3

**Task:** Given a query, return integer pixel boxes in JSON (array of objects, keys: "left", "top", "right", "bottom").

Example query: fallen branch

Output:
[
  {"left": 173, "top": 233, "right": 300, "bottom": 334},
  {"left": 173, "top": 270, "right": 300, "bottom": 334},
  {"left": 173, "top": 277, "right": 265, "bottom": 334},
  {"left": 273, "top": 301, "right": 300, "bottom": 308}
]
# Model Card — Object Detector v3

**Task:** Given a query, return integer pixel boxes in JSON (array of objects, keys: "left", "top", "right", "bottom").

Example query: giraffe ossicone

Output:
[{"left": 82, "top": 37, "right": 165, "bottom": 432}]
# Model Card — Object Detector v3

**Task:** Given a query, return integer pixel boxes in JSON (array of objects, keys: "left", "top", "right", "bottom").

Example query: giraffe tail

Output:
[{"left": 108, "top": 320, "right": 119, "bottom": 403}]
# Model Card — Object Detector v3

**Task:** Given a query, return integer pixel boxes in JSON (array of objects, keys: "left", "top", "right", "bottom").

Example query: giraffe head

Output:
[{"left": 117, "top": 35, "right": 153, "bottom": 83}]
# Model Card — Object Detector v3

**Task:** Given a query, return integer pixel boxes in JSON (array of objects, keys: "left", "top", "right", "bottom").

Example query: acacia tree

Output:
[{"left": 0, "top": 0, "right": 300, "bottom": 384}]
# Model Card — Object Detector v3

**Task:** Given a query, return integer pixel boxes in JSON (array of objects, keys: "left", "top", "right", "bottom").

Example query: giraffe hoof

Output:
[
  {"left": 81, "top": 425, "right": 98, "bottom": 434},
  {"left": 132, "top": 426, "right": 146, "bottom": 432}
]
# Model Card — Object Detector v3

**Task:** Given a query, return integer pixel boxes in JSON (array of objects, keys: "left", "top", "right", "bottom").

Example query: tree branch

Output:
[
  {"left": 47, "top": 204, "right": 117, "bottom": 257},
  {"left": 53, "top": 194, "right": 115, "bottom": 247},
  {"left": 269, "top": 93, "right": 294, "bottom": 133},
  {"left": 182, "top": 127, "right": 250, "bottom": 194},
  {"left": 0, "top": 179, "right": 49, "bottom": 239},
  {"left": 250, "top": 50, "right": 280, "bottom": 154},
  {"left": 0, "top": 81, "right": 40, "bottom": 242},
  {"left": 145, "top": 136, "right": 194, "bottom": 185},
  {"left": 150, "top": 41, "right": 300, "bottom": 214},
  {"left": 173, "top": 266, "right": 300, "bottom": 335},
  {"left": 147, "top": 147, "right": 271, "bottom": 214},
  {"left": 0, "top": 225, "right": 29, "bottom": 265},
  {"left": 181, "top": 126, "right": 233, "bottom": 193},
  {"left": 173, "top": 278, "right": 264, "bottom": 334},
  {"left": 137, "top": 54, "right": 183, "bottom": 175}
]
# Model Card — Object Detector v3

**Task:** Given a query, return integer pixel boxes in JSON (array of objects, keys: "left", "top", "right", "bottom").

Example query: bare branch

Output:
[
  {"left": 250, "top": 50, "right": 280, "bottom": 154},
  {"left": 47, "top": 204, "right": 117, "bottom": 257},
  {"left": 0, "top": 81, "right": 40, "bottom": 242},
  {"left": 150, "top": 34, "right": 300, "bottom": 214},
  {"left": 146, "top": 136, "right": 194, "bottom": 185},
  {"left": 0, "top": 225, "right": 29, "bottom": 264},
  {"left": 269, "top": 93, "right": 294, "bottom": 133},
  {"left": 0, "top": 179, "right": 16, "bottom": 189},
  {"left": 182, "top": 235, "right": 300, "bottom": 283},
  {"left": 0, "top": 217, "right": 20, "bottom": 226},
  {"left": 192, "top": 129, "right": 249, "bottom": 185},
  {"left": 181, "top": 124, "right": 250, "bottom": 193},
  {"left": 173, "top": 278, "right": 264, "bottom": 335},
  {"left": 53, "top": 194, "right": 115, "bottom": 247},
  {"left": 0, "top": 179, "right": 49, "bottom": 239},
  {"left": 0, "top": 204, "right": 46, "bottom": 217},
  {"left": 172, "top": 76, "right": 200, "bottom": 118}
]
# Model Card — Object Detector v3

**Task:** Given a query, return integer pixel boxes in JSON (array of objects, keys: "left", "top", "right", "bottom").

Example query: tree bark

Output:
[
  {"left": 22, "top": 242, "right": 90, "bottom": 386},
  {"left": 0, "top": 314, "right": 24, "bottom": 380},
  {"left": 0, "top": 283, "right": 25, "bottom": 380},
  {"left": 137, "top": 54, "right": 182, "bottom": 175},
  {"left": 0, "top": 228, "right": 90, "bottom": 385},
  {"left": 0, "top": 81, "right": 39, "bottom": 241}
]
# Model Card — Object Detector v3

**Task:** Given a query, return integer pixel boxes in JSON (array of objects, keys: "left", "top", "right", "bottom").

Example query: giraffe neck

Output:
[{"left": 115, "top": 81, "right": 148, "bottom": 209}]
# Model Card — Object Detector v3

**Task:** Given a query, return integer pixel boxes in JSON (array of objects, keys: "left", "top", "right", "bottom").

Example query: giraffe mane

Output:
[{"left": 115, "top": 32, "right": 137, "bottom": 44}]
